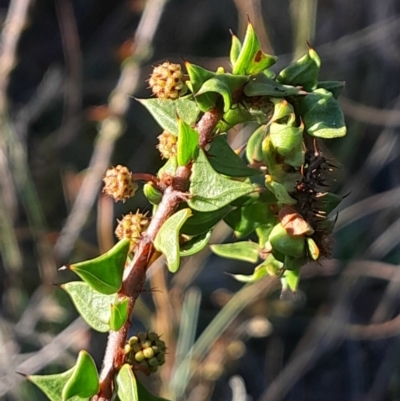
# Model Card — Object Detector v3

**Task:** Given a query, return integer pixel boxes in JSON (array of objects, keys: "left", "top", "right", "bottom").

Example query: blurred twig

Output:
[{"left": 54, "top": 0, "right": 169, "bottom": 262}]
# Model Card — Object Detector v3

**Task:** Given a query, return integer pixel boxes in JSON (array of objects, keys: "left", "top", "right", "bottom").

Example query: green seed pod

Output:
[
  {"left": 131, "top": 342, "right": 142, "bottom": 354},
  {"left": 151, "top": 345, "right": 159, "bottom": 354},
  {"left": 143, "top": 182, "right": 163, "bottom": 205},
  {"left": 135, "top": 350, "right": 145, "bottom": 362},
  {"left": 148, "top": 357, "right": 159, "bottom": 367},
  {"left": 142, "top": 340, "right": 152, "bottom": 349},
  {"left": 143, "top": 347, "right": 155, "bottom": 359},
  {"left": 306, "top": 237, "right": 320, "bottom": 261},
  {"left": 269, "top": 223, "right": 305, "bottom": 258},
  {"left": 124, "top": 344, "right": 131, "bottom": 354}
]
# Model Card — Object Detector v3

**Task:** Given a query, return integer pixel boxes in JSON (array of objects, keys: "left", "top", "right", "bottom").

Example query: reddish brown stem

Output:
[{"left": 94, "top": 105, "right": 223, "bottom": 400}]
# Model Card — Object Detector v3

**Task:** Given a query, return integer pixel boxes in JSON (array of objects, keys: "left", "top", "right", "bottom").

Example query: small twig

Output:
[{"left": 95, "top": 104, "right": 223, "bottom": 400}]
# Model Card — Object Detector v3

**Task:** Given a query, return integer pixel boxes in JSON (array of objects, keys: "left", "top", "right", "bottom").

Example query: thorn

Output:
[{"left": 59, "top": 265, "right": 69, "bottom": 271}]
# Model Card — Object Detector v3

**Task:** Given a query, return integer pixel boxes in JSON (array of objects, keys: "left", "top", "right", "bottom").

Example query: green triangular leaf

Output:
[
  {"left": 188, "top": 149, "right": 255, "bottom": 212},
  {"left": 62, "top": 282, "right": 115, "bottom": 332},
  {"left": 28, "top": 352, "right": 98, "bottom": 401},
  {"left": 300, "top": 88, "right": 346, "bottom": 138},
  {"left": 229, "top": 32, "right": 242, "bottom": 67},
  {"left": 246, "top": 125, "right": 266, "bottom": 164},
  {"left": 264, "top": 176, "right": 296, "bottom": 206},
  {"left": 233, "top": 22, "right": 277, "bottom": 75},
  {"left": 180, "top": 206, "right": 231, "bottom": 236},
  {"left": 180, "top": 231, "right": 213, "bottom": 257},
  {"left": 154, "top": 208, "right": 192, "bottom": 272},
  {"left": 210, "top": 241, "right": 260, "bottom": 263},
  {"left": 217, "top": 104, "right": 253, "bottom": 132},
  {"left": 208, "top": 135, "right": 260, "bottom": 177},
  {"left": 185, "top": 62, "right": 215, "bottom": 93},
  {"left": 197, "top": 74, "right": 248, "bottom": 112},
  {"left": 137, "top": 97, "right": 200, "bottom": 135},
  {"left": 63, "top": 239, "right": 129, "bottom": 295},
  {"left": 177, "top": 119, "right": 199, "bottom": 166},
  {"left": 110, "top": 296, "right": 129, "bottom": 331},
  {"left": 277, "top": 47, "right": 321, "bottom": 91},
  {"left": 244, "top": 74, "right": 305, "bottom": 97},
  {"left": 62, "top": 351, "right": 99, "bottom": 400},
  {"left": 29, "top": 368, "right": 80, "bottom": 401},
  {"left": 116, "top": 364, "right": 138, "bottom": 401},
  {"left": 231, "top": 261, "right": 270, "bottom": 283}
]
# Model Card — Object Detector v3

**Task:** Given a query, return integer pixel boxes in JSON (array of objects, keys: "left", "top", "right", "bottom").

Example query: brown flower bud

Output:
[
  {"left": 148, "top": 62, "right": 186, "bottom": 100},
  {"left": 157, "top": 131, "right": 177, "bottom": 159},
  {"left": 115, "top": 212, "right": 150, "bottom": 252},
  {"left": 103, "top": 165, "right": 138, "bottom": 202}
]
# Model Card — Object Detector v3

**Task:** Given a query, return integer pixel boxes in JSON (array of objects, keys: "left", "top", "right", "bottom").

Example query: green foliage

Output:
[
  {"left": 29, "top": 21, "right": 348, "bottom": 401},
  {"left": 154, "top": 208, "right": 192, "bottom": 272},
  {"left": 63, "top": 239, "right": 130, "bottom": 295},
  {"left": 29, "top": 351, "right": 99, "bottom": 401}
]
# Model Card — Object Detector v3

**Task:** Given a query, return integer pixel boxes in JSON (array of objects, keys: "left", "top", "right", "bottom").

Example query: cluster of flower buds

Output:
[
  {"left": 157, "top": 130, "right": 177, "bottom": 159},
  {"left": 103, "top": 165, "right": 138, "bottom": 202},
  {"left": 115, "top": 212, "right": 150, "bottom": 252},
  {"left": 124, "top": 332, "right": 167, "bottom": 373},
  {"left": 148, "top": 61, "right": 186, "bottom": 100}
]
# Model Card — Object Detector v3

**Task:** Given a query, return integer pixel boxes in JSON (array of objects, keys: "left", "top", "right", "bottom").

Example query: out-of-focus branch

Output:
[
  {"left": 0, "top": 0, "right": 32, "bottom": 111},
  {"left": 54, "top": 0, "right": 170, "bottom": 262}
]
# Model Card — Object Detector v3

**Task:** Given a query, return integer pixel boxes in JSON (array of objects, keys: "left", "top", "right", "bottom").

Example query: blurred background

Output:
[{"left": 0, "top": 0, "right": 400, "bottom": 400}]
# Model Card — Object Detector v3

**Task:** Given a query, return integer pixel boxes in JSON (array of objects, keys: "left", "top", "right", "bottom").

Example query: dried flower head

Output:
[
  {"left": 103, "top": 165, "right": 138, "bottom": 202},
  {"left": 115, "top": 212, "right": 150, "bottom": 252},
  {"left": 148, "top": 62, "right": 186, "bottom": 100},
  {"left": 157, "top": 131, "right": 177, "bottom": 159}
]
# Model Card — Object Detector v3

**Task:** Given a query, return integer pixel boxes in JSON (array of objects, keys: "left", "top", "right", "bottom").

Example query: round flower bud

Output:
[
  {"left": 147, "top": 332, "right": 159, "bottom": 342},
  {"left": 129, "top": 336, "right": 139, "bottom": 345},
  {"left": 115, "top": 212, "right": 150, "bottom": 252},
  {"left": 103, "top": 165, "right": 138, "bottom": 202},
  {"left": 143, "top": 347, "right": 155, "bottom": 359},
  {"left": 134, "top": 350, "right": 145, "bottom": 362},
  {"left": 137, "top": 332, "right": 147, "bottom": 343},
  {"left": 157, "top": 131, "right": 177, "bottom": 159},
  {"left": 148, "top": 62, "right": 186, "bottom": 100}
]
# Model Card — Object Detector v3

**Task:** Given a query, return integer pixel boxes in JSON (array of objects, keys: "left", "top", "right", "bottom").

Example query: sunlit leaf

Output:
[
  {"left": 317, "top": 81, "right": 345, "bottom": 99},
  {"left": 154, "top": 208, "right": 192, "bottom": 272},
  {"left": 110, "top": 296, "right": 129, "bottom": 331},
  {"left": 300, "top": 88, "right": 346, "bottom": 138},
  {"left": 62, "top": 282, "right": 115, "bottom": 332},
  {"left": 210, "top": 241, "right": 260, "bottom": 263},
  {"left": 62, "top": 351, "right": 99, "bottom": 400},
  {"left": 229, "top": 32, "right": 242, "bottom": 67},
  {"left": 62, "top": 239, "right": 130, "bottom": 295},
  {"left": 277, "top": 47, "right": 321, "bottom": 91},
  {"left": 246, "top": 125, "right": 266, "bottom": 164},
  {"left": 137, "top": 97, "right": 200, "bottom": 135},
  {"left": 177, "top": 119, "right": 199, "bottom": 166},
  {"left": 116, "top": 364, "right": 138, "bottom": 401},
  {"left": 233, "top": 22, "right": 277, "bottom": 75},
  {"left": 189, "top": 149, "right": 255, "bottom": 212},
  {"left": 180, "top": 231, "right": 213, "bottom": 257}
]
